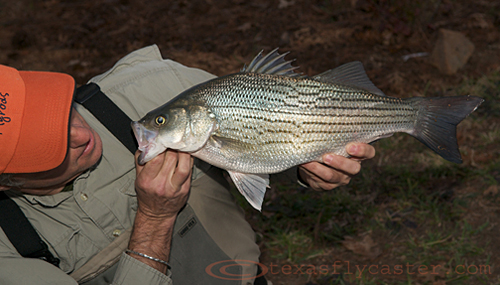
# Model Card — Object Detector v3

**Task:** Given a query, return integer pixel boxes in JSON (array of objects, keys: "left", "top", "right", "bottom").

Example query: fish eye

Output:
[{"left": 155, "top": 115, "right": 167, "bottom": 126}]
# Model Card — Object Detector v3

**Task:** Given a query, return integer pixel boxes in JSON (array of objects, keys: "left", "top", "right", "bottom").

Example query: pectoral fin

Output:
[{"left": 227, "top": 171, "right": 270, "bottom": 211}]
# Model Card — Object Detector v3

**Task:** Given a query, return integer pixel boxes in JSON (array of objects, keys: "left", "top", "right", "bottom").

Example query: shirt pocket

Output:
[{"left": 49, "top": 225, "right": 102, "bottom": 274}]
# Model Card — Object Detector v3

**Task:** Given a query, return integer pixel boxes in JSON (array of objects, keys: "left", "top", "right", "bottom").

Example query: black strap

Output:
[
  {"left": 74, "top": 83, "right": 136, "bottom": 154},
  {"left": 0, "top": 191, "right": 60, "bottom": 267}
]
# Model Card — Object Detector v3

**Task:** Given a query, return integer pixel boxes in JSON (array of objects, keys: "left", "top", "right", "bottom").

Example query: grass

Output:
[
  {"left": 457, "top": 71, "right": 500, "bottom": 118},
  {"left": 232, "top": 70, "right": 500, "bottom": 284},
  {"left": 401, "top": 220, "right": 489, "bottom": 282}
]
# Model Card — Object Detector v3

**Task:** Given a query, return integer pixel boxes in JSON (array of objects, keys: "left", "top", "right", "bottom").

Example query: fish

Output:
[{"left": 131, "top": 48, "right": 483, "bottom": 211}]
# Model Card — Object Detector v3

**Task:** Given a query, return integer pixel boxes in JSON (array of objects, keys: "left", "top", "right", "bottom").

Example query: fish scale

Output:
[{"left": 132, "top": 48, "right": 483, "bottom": 210}]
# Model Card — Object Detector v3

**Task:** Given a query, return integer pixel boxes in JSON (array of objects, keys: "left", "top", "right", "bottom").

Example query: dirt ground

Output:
[{"left": 1, "top": 0, "right": 499, "bottom": 284}]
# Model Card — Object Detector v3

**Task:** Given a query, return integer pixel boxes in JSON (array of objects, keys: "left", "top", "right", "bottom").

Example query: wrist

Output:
[
  {"left": 128, "top": 209, "right": 178, "bottom": 273},
  {"left": 132, "top": 209, "right": 176, "bottom": 245},
  {"left": 136, "top": 205, "right": 179, "bottom": 222},
  {"left": 126, "top": 249, "right": 171, "bottom": 271}
]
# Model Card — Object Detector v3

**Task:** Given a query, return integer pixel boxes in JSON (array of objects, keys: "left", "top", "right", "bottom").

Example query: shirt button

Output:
[
  {"left": 80, "top": 193, "right": 88, "bottom": 201},
  {"left": 112, "top": 229, "right": 122, "bottom": 237}
]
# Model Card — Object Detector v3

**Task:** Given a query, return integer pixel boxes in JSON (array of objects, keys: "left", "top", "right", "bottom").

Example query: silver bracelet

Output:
[{"left": 125, "top": 249, "right": 171, "bottom": 269}]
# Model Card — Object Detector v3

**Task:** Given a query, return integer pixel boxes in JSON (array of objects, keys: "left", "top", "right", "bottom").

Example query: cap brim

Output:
[{"left": 4, "top": 71, "right": 75, "bottom": 174}]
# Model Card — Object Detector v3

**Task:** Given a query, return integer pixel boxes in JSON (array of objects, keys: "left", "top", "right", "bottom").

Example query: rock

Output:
[{"left": 430, "top": 29, "right": 475, "bottom": 75}]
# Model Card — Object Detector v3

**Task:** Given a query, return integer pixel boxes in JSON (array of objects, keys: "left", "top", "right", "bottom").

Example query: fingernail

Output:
[
  {"left": 348, "top": 144, "right": 358, "bottom": 155},
  {"left": 324, "top": 154, "right": 334, "bottom": 164}
]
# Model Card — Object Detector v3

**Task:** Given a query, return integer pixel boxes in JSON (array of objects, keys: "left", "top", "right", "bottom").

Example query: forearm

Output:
[{"left": 128, "top": 150, "right": 192, "bottom": 277}]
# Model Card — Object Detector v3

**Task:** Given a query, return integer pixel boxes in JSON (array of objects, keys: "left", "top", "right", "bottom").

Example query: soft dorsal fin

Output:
[
  {"left": 241, "top": 48, "right": 300, "bottom": 77},
  {"left": 312, "top": 61, "right": 386, "bottom": 96}
]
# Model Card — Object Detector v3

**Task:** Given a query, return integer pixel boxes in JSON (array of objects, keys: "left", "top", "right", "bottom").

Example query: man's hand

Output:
[
  {"left": 298, "top": 143, "right": 375, "bottom": 191},
  {"left": 128, "top": 149, "right": 193, "bottom": 273},
  {"left": 134, "top": 149, "right": 193, "bottom": 219}
]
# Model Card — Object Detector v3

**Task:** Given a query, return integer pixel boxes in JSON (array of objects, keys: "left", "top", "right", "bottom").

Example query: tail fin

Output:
[{"left": 409, "top": 95, "right": 483, "bottom": 163}]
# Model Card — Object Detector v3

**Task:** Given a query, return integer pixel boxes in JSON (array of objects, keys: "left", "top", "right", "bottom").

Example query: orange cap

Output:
[{"left": 0, "top": 64, "right": 75, "bottom": 174}]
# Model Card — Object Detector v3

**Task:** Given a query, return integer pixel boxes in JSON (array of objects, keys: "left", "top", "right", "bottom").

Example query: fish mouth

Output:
[{"left": 131, "top": 121, "right": 159, "bottom": 165}]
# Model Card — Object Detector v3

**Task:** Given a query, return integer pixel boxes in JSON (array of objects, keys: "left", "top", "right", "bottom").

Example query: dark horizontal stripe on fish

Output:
[
  {"left": 306, "top": 103, "right": 414, "bottom": 112},
  {"left": 222, "top": 118, "right": 413, "bottom": 129},
  {"left": 222, "top": 136, "right": 368, "bottom": 146},
  {"left": 211, "top": 104, "right": 414, "bottom": 114},
  {"left": 221, "top": 121, "right": 413, "bottom": 133},
  {"left": 222, "top": 119, "right": 411, "bottom": 135},
  {"left": 218, "top": 112, "right": 415, "bottom": 124}
]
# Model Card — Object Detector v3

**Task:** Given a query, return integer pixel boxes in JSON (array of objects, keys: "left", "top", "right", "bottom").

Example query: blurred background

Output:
[{"left": 1, "top": 0, "right": 499, "bottom": 284}]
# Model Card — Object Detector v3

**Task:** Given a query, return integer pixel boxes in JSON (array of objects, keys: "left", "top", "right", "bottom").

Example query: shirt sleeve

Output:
[
  {"left": 112, "top": 253, "right": 172, "bottom": 285},
  {"left": 271, "top": 166, "right": 310, "bottom": 188},
  {"left": 0, "top": 257, "right": 78, "bottom": 285},
  {"left": 0, "top": 225, "right": 78, "bottom": 284},
  {"left": 88, "top": 44, "right": 217, "bottom": 122},
  {"left": 0, "top": 254, "right": 173, "bottom": 285}
]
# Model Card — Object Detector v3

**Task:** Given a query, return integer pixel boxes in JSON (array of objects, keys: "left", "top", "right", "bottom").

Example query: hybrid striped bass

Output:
[{"left": 132, "top": 49, "right": 483, "bottom": 210}]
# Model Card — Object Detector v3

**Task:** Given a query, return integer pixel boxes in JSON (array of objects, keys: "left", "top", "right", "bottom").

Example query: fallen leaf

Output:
[
  {"left": 341, "top": 235, "right": 381, "bottom": 259},
  {"left": 278, "top": 0, "right": 295, "bottom": 9},
  {"left": 237, "top": 22, "right": 252, "bottom": 32},
  {"left": 483, "top": 185, "right": 498, "bottom": 196}
]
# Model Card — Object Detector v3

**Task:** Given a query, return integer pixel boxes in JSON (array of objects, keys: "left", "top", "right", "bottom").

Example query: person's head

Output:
[{"left": 0, "top": 64, "right": 103, "bottom": 194}]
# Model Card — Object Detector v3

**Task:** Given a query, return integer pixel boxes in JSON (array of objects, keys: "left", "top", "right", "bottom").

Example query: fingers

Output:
[
  {"left": 161, "top": 150, "right": 179, "bottom": 179},
  {"left": 301, "top": 160, "right": 353, "bottom": 183},
  {"left": 170, "top": 152, "right": 193, "bottom": 188},
  {"left": 135, "top": 149, "right": 193, "bottom": 189},
  {"left": 134, "top": 151, "right": 143, "bottom": 171},
  {"left": 135, "top": 150, "right": 166, "bottom": 182},
  {"left": 322, "top": 154, "right": 361, "bottom": 176},
  {"left": 316, "top": 143, "right": 376, "bottom": 181},
  {"left": 298, "top": 143, "right": 376, "bottom": 192},
  {"left": 299, "top": 166, "right": 349, "bottom": 191},
  {"left": 133, "top": 149, "right": 193, "bottom": 219},
  {"left": 299, "top": 157, "right": 355, "bottom": 192},
  {"left": 346, "top": 143, "right": 376, "bottom": 160}
]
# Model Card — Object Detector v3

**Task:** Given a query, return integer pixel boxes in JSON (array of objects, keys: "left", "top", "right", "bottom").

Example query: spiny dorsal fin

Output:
[
  {"left": 241, "top": 48, "right": 300, "bottom": 77},
  {"left": 312, "top": 61, "right": 386, "bottom": 96}
]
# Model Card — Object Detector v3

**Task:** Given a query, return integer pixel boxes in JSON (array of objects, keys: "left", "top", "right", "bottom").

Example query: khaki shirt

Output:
[{"left": 0, "top": 45, "right": 251, "bottom": 284}]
